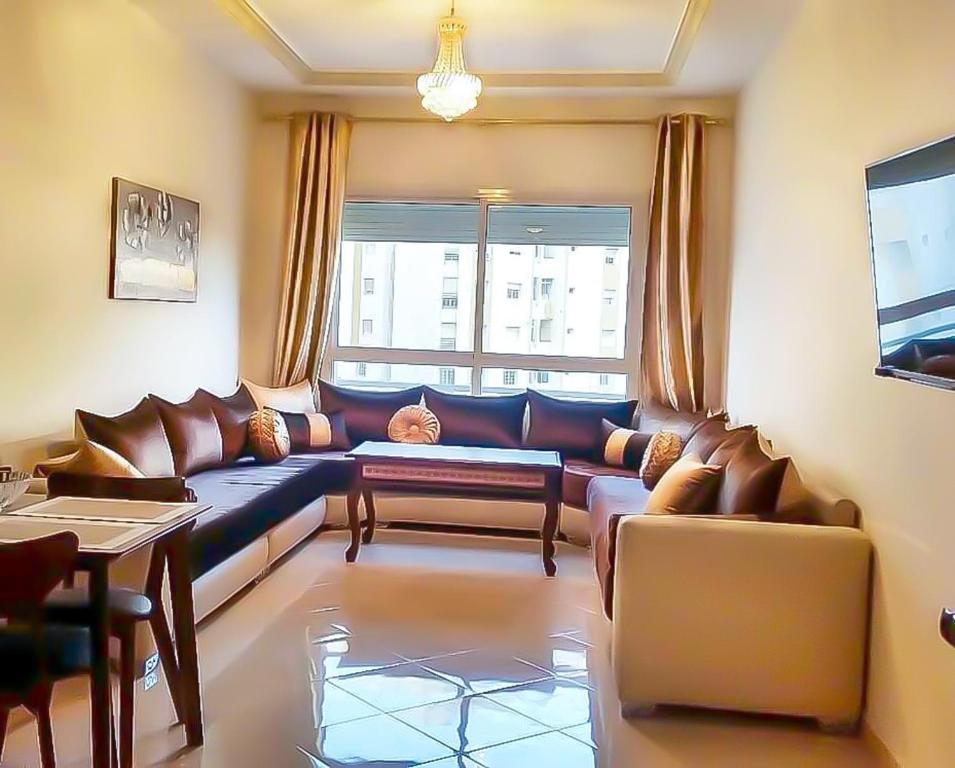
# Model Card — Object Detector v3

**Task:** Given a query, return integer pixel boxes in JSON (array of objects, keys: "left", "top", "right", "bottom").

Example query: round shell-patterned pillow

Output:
[
  {"left": 639, "top": 431, "right": 683, "bottom": 490},
  {"left": 247, "top": 408, "right": 291, "bottom": 464},
  {"left": 387, "top": 405, "right": 441, "bottom": 445}
]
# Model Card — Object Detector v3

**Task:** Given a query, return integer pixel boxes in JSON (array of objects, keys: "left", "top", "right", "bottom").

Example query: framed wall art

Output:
[{"left": 109, "top": 177, "right": 200, "bottom": 302}]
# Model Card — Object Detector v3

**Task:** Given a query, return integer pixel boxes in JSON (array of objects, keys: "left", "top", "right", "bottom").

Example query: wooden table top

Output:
[{"left": 347, "top": 441, "right": 562, "bottom": 469}]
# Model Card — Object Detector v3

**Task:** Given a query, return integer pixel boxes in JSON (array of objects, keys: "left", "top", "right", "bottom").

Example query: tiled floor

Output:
[{"left": 2, "top": 529, "right": 888, "bottom": 767}]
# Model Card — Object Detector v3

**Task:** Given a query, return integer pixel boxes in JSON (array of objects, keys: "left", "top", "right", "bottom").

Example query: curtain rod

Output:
[{"left": 263, "top": 114, "right": 728, "bottom": 127}]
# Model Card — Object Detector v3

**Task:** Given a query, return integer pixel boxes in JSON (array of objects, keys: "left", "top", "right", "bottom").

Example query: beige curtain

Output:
[
  {"left": 640, "top": 114, "right": 707, "bottom": 413},
  {"left": 273, "top": 113, "right": 352, "bottom": 386}
]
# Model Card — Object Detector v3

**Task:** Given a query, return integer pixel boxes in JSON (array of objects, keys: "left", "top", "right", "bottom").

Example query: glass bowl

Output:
[{"left": 0, "top": 470, "right": 31, "bottom": 512}]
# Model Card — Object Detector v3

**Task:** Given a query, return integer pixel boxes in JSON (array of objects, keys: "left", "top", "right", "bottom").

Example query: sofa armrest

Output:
[
  {"left": 612, "top": 515, "right": 871, "bottom": 726},
  {"left": 47, "top": 472, "right": 196, "bottom": 503}
]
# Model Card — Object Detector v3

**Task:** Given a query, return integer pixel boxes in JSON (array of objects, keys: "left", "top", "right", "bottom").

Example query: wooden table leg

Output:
[
  {"left": 167, "top": 529, "right": 203, "bottom": 747},
  {"left": 145, "top": 544, "right": 184, "bottom": 726},
  {"left": 88, "top": 561, "right": 113, "bottom": 768},
  {"left": 345, "top": 490, "right": 361, "bottom": 562},
  {"left": 361, "top": 489, "right": 377, "bottom": 544},
  {"left": 542, "top": 479, "right": 560, "bottom": 577}
]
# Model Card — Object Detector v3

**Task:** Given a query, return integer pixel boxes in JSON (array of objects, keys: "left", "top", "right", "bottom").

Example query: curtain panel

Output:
[
  {"left": 273, "top": 113, "right": 352, "bottom": 387},
  {"left": 640, "top": 114, "right": 707, "bottom": 413}
]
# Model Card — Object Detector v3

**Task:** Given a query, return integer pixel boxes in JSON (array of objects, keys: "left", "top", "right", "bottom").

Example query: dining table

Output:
[{"left": 3, "top": 494, "right": 209, "bottom": 768}]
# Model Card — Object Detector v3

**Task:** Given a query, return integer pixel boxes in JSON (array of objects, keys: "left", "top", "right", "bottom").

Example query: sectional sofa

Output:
[{"left": 30, "top": 378, "right": 872, "bottom": 729}]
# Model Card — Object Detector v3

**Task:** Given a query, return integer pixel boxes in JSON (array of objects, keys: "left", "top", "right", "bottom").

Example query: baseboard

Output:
[{"left": 862, "top": 721, "right": 899, "bottom": 767}]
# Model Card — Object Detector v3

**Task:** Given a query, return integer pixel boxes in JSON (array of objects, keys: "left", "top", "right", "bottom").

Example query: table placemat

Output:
[{"left": 9, "top": 496, "right": 197, "bottom": 524}]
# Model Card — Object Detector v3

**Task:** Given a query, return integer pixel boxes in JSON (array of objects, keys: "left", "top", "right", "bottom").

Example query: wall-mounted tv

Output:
[{"left": 867, "top": 134, "right": 955, "bottom": 389}]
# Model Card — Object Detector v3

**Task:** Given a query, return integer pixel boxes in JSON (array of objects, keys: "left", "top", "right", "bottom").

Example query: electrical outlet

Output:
[{"left": 144, "top": 671, "right": 159, "bottom": 692}]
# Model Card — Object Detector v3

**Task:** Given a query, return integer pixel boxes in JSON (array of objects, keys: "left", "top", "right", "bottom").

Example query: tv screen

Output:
[{"left": 867, "top": 134, "right": 955, "bottom": 387}]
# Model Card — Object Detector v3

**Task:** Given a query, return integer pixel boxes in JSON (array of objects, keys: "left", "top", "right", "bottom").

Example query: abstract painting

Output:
[{"left": 109, "top": 177, "right": 200, "bottom": 301}]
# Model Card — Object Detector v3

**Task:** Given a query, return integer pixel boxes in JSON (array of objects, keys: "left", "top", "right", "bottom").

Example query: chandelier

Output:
[{"left": 417, "top": 1, "right": 483, "bottom": 122}]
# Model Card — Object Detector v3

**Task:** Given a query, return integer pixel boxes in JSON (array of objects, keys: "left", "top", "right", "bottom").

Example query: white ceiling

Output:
[
  {"left": 256, "top": 0, "right": 688, "bottom": 73},
  {"left": 137, "top": 0, "right": 800, "bottom": 95}
]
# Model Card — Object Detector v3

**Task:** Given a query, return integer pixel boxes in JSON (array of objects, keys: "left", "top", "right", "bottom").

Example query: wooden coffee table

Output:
[{"left": 345, "top": 442, "right": 564, "bottom": 575}]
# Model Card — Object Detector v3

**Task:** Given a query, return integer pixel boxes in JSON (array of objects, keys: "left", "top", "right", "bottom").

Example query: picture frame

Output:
[{"left": 109, "top": 177, "right": 200, "bottom": 302}]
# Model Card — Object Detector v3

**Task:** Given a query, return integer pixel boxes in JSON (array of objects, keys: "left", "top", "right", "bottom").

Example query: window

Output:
[
  {"left": 330, "top": 202, "right": 634, "bottom": 397},
  {"left": 440, "top": 321, "right": 457, "bottom": 351},
  {"left": 539, "top": 319, "right": 553, "bottom": 343}
]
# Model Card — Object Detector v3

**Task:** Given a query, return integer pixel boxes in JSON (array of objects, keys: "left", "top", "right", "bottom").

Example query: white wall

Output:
[
  {"left": 0, "top": 0, "right": 252, "bottom": 464},
  {"left": 727, "top": 1, "right": 955, "bottom": 763},
  {"left": 241, "top": 95, "right": 736, "bottom": 408}
]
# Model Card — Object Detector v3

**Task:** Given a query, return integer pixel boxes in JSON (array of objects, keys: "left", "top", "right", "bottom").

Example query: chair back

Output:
[
  {"left": 47, "top": 473, "right": 196, "bottom": 503},
  {"left": 0, "top": 532, "right": 79, "bottom": 620}
]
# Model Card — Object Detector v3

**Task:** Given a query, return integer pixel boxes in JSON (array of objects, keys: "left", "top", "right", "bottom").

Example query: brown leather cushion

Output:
[
  {"left": 681, "top": 415, "right": 738, "bottom": 462},
  {"left": 599, "top": 419, "right": 653, "bottom": 470},
  {"left": 718, "top": 433, "right": 789, "bottom": 517},
  {"left": 317, "top": 380, "right": 423, "bottom": 445},
  {"left": 586, "top": 475, "right": 652, "bottom": 617},
  {"left": 644, "top": 453, "right": 723, "bottom": 515},
  {"left": 194, "top": 385, "right": 257, "bottom": 465},
  {"left": 151, "top": 393, "right": 224, "bottom": 477},
  {"left": 525, "top": 389, "right": 637, "bottom": 459},
  {"left": 706, "top": 426, "right": 757, "bottom": 466},
  {"left": 75, "top": 399, "right": 175, "bottom": 477},
  {"left": 636, "top": 400, "right": 710, "bottom": 439},
  {"left": 423, "top": 388, "right": 526, "bottom": 449},
  {"left": 247, "top": 410, "right": 291, "bottom": 464},
  {"left": 280, "top": 411, "right": 351, "bottom": 453},
  {"left": 562, "top": 458, "right": 640, "bottom": 509}
]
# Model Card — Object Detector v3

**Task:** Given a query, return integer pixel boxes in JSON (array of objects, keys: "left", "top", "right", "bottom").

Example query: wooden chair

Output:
[
  {"left": 44, "top": 473, "right": 196, "bottom": 768},
  {"left": 0, "top": 531, "right": 87, "bottom": 768}
]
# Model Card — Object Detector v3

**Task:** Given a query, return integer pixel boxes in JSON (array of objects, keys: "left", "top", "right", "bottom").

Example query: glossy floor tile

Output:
[{"left": 0, "top": 529, "right": 889, "bottom": 767}]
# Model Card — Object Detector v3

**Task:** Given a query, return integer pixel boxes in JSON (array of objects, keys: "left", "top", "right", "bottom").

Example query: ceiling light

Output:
[
  {"left": 417, "top": 1, "right": 482, "bottom": 122},
  {"left": 526, "top": 227, "right": 545, "bottom": 235}
]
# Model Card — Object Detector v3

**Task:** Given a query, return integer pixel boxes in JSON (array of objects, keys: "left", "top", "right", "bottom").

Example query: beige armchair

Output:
[{"left": 611, "top": 514, "right": 871, "bottom": 731}]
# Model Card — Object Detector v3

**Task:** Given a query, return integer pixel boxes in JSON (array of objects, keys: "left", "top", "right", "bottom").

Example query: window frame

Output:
[{"left": 325, "top": 198, "right": 640, "bottom": 399}]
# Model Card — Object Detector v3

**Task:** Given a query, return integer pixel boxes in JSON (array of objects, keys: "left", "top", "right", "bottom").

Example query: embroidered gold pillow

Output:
[
  {"left": 640, "top": 431, "right": 683, "bottom": 490},
  {"left": 247, "top": 409, "right": 291, "bottom": 464},
  {"left": 387, "top": 405, "right": 441, "bottom": 444},
  {"left": 280, "top": 411, "right": 351, "bottom": 453},
  {"left": 599, "top": 419, "right": 653, "bottom": 470}
]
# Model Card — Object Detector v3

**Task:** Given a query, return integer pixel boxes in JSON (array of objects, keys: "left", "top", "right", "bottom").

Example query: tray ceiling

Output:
[{"left": 217, "top": 0, "right": 709, "bottom": 87}]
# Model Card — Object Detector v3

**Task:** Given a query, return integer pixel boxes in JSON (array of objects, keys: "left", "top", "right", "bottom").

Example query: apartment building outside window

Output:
[{"left": 329, "top": 202, "right": 634, "bottom": 399}]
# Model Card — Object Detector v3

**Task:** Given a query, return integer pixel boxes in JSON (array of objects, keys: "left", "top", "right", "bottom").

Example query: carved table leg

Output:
[
  {"left": 361, "top": 489, "right": 377, "bottom": 544},
  {"left": 542, "top": 478, "right": 560, "bottom": 577},
  {"left": 345, "top": 490, "right": 361, "bottom": 563}
]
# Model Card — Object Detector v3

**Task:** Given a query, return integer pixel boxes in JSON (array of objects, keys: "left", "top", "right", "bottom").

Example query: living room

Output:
[{"left": 0, "top": 0, "right": 952, "bottom": 766}]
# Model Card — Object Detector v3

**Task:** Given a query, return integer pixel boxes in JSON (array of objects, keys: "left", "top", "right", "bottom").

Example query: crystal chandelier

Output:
[{"left": 417, "top": 1, "right": 482, "bottom": 122}]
